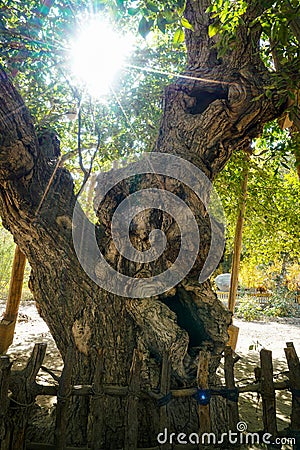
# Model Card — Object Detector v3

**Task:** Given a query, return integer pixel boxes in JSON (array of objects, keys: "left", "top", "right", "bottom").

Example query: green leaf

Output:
[
  {"left": 128, "top": 8, "right": 139, "bottom": 16},
  {"left": 208, "top": 22, "right": 220, "bottom": 38},
  {"left": 176, "top": 0, "right": 186, "bottom": 8},
  {"left": 163, "top": 10, "right": 176, "bottom": 24},
  {"left": 265, "top": 89, "right": 272, "bottom": 99},
  {"left": 177, "top": 0, "right": 187, "bottom": 15},
  {"left": 115, "top": 0, "right": 125, "bottom": 9},
  {"left": 181, "top": 16, "right": 194, "bottom": 31},
  {"left": 138, "top": 16, "right": 154, "bottom": 38},
  {"left": 157, "top": 16, "right": 167, "bottom": 34},
  {"left": 147, "top": 2, "right": 159, "bottom": 13},
  {"left": 173, "top": 28, "right": 185, "bottom": 46},
  {"left": 278, "top": 24, "right": 288, "bottom": 45}
]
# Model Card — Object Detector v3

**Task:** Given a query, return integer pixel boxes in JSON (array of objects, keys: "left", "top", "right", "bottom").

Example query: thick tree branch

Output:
[
  {"left": 0, "top": 68, "right": 37, "bottom": 181},
  {"left": 184, "top": 0, "right": 220, "bottom": 69}
]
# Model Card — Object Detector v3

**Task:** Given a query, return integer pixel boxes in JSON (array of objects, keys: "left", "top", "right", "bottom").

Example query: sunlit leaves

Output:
[
  {"left": 215, "top": 122, "right": 300, "bottom": 272},
  {"left": 208, "top": 22, "right": 220, "bottom": 38},
  {"left": 181, "top": 17, "right": 193, "bottom": 31},
  {"left": 207, "top": 0, "right": 299, "bottom": 84},
  {"left": 173, "top": 28, "right": 184, "bottom": 46},
  {"left": 147, "top": 2, "right": 159, "bottom": 13}
]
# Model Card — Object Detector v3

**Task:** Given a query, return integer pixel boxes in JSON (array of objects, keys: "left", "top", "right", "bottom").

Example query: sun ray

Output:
[
  {"left": 109, "top": 84, "right": 140, "bottom": 143},
  {"left": 125, "top": 63, "right": 233, "bottom": 86}
]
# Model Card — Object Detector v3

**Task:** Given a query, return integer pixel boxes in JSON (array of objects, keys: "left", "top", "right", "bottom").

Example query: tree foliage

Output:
[
  {"left": 215, "top": 123, "right": 300, "bottom": 289},
  {"left": 0, "top": 0, "right": 299, "bottom": 286}
]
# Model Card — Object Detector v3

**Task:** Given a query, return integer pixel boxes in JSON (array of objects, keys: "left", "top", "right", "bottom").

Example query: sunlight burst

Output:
[{"left": 70, "top": 16, "right": 132, "bottom": 97}]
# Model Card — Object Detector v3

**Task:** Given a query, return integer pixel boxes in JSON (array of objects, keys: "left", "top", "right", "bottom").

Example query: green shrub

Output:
[
  {"left": 264, "top": 288, "right": 300, "bottom": 318},
  {"left": 235, "top": 296, "right": 264, "bottom": 321},
  {"left": 236, "top": 288, "right": 300, "bottom": 320}
]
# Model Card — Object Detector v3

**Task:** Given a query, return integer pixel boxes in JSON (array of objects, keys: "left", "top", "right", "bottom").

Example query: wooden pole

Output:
[
  {"left": 0, "top": 355, "right": 12, "bottom": 449},
  {"left": 124, "top": 349, "right": 142, "bottom": 450},
  {"left": 224, "top": 347, "right": 239, "bottom": 430},
  {"left": 228, "top": 156, "right": 249, "bottom": 350},
  {"left": 0, "top": 246, "right": 26, "bottom": 354},
  {"left": 284, "top": 343, "right": 300, "bottom": 431},
  {"left": 159, "top": 353, "right": 171, "bottom": 450},
  {"left": 197, "top": 351, "right": 211, "bottom": 434},
  {"left": 260, "top": 349, "right": 277, "bottom": 440},
  {"left": 54, "top": 346, "right": 74, "bottom": 450},
  {"left": 9, "top": 343, "right": 47, "bottom": 450},
  {"left": 91, "top": 349, "right": 105, "bottom": 450}
]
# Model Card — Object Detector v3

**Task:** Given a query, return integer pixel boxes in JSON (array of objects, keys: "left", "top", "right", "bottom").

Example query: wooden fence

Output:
[
  {"left": 0, "top": 342, "right": 300, "bottom": 449},
  {"left": 217, "top": 291, "right": 273, "bottom": 306},
  {"left": 217, "top": 290, "right": 300, "bottom": 307}
]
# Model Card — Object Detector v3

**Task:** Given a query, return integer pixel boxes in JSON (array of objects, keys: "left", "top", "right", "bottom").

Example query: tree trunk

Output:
[{"left": 0, "top": 1, "right": 287, "bottom": 447}]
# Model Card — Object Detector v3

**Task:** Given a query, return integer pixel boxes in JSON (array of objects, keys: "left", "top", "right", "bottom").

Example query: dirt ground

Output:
[{"left": 2, "top": 298, "right": 300, "bottom": 448}]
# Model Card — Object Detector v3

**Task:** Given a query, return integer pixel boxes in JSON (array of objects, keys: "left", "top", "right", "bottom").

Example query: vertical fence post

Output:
[
  {"left": 197, "top": 351, "right": 211, "bottom": 434},
  {"left": 91, "top": 349, "right": 105, "bottom": 450},
  {"left": 54, "top": 346, "right": 74, "bottom": 450},
  {"left": 159, "top": 352, "right": 171, "bottom": 449},
  {"left": 224, "top": 347, "right": 239, "bottom": 430},
  {"left": 0, "top": 356, "right": 12, "bottom": 450},
  {"left": 124, "top": 349, "right": 142, "bottom": 450},
  {"left": 10, "top": 343, "right": 46, "bottom": 450},
  {"left": 260, "top": 349, "right": 278, "bottom": 445},
  {"left": 284, "top": 342, "right": 300, "bottom": 447}
]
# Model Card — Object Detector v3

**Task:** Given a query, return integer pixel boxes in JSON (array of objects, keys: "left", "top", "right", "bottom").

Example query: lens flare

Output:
[{"left": 70, "top": 16, "right": 132, "bottom": 96}]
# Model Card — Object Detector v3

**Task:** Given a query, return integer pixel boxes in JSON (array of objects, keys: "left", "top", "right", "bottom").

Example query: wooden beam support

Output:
[
  {"left": 0, "top": 246, "right": 26, "bottom": 354},
  {"left": 227, "top": 156, "right": 249, "bottom": 350}
]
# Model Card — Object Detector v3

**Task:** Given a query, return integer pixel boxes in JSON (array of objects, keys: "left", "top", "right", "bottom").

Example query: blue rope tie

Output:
[
  {"left": 193, "top": 389, "right": 211, "bottom": 406},
  {"left": 158, "top": 392, "right": 172, "bottom": 407}
]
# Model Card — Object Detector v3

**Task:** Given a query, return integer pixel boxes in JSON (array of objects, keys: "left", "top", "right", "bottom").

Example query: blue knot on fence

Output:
[
  {"left": 158, "top": 392, "right": 172, "bottom": 407},
  {"left": 193, "top": 389, "right": 211, "bottom": 406}
]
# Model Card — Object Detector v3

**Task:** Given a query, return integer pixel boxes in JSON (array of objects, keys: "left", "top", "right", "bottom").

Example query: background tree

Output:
[
  {"left": 215, "top": 127, "right": 300, "bottom": 289},
  {"left": 0, "top": 0, "right": 299, "bottom": 447}
]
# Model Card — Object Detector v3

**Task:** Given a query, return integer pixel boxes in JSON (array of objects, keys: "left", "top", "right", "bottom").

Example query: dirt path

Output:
[{"left": 232, "top": 318, "right": 300, "bottom": 434}]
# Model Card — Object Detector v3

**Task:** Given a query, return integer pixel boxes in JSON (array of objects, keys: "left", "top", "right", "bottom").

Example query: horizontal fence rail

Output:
[{"left": 1, "top": 342, "right": 300, "bottom": 449}]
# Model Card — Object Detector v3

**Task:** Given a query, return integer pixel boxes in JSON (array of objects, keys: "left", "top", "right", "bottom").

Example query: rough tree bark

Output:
[{"left": 0, "top": 0, "right": 286, "bottom": 447}]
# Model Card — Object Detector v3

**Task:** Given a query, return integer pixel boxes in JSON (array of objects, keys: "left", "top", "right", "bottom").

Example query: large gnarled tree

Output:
[{"left": 0, "top": 0, "right": 298, "bottom": 447}]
